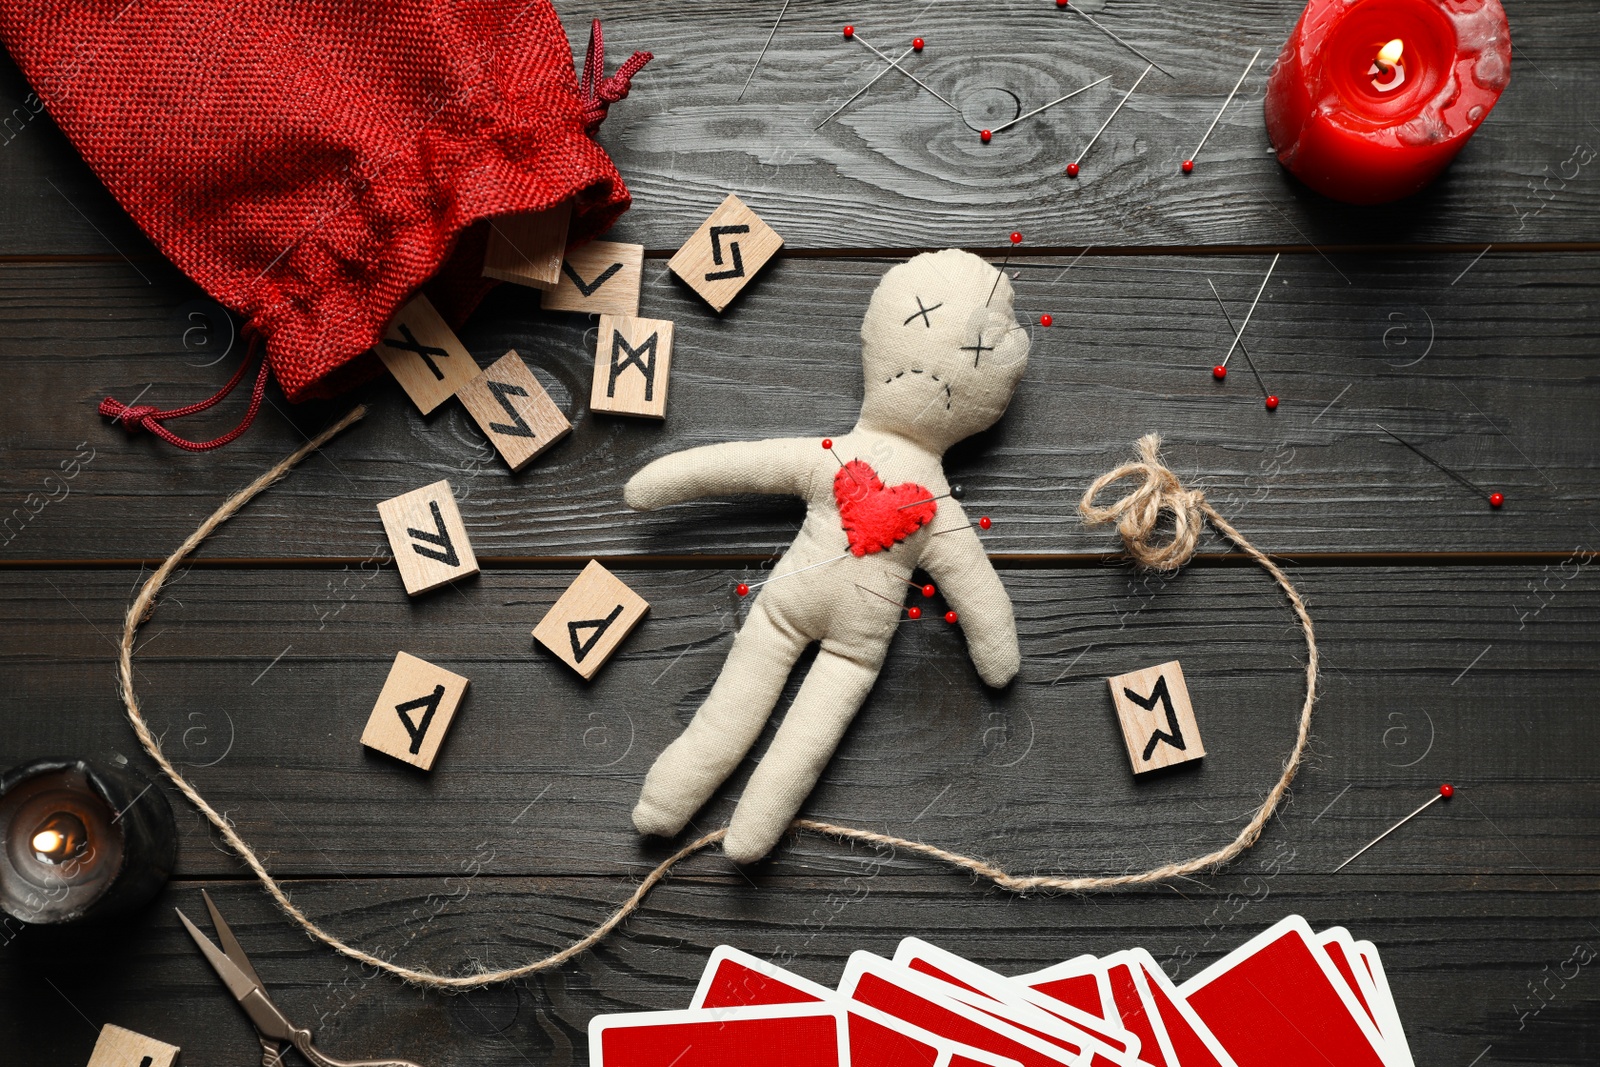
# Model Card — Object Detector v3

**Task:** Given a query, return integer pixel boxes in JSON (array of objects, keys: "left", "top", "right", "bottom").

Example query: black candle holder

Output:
[{"left": 0, "top": 758, "right": 177, "bottom": 925}]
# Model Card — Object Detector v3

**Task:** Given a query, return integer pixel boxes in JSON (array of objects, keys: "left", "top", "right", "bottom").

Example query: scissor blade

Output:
[
  {"left": 176, "top": 908, "right": 259, "bottom": 1002},
  {"left": 202, "top": 889, "right": 267, "bottom": 992}
]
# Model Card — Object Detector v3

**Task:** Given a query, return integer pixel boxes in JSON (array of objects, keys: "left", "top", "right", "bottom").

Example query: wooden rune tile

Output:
[
  {"left": 667, "top": 193, "right": 783, "bottom": 313},
  {"left": 591, "top": 315, "right": 674, "bottom": 420},
  {"left": 531, "top": 560, "right": 650, "bottom": 680},
  {"left": 482, "top": 203, "right": 571, "bottom": 290},
  {"left": 1107, "top": 660, "right": 1205, "bottom": 774},
  {"left": 85, "top": 1024, "right": 180, "bottom": 1067},
  {"left": 377, "top": 480, "right": 479, "bottom": 596},
  {"left": 541, "top": 240, "right": 644, "bottom": 316},
  {"left": 456, "top": 350, "right": 572, "bottom": 471},
  {"left": 361, "top": 652, "right": 470, "bottom": 771},
  {"left": 376, "top": 294, "right": 482, "bottom": 415}
]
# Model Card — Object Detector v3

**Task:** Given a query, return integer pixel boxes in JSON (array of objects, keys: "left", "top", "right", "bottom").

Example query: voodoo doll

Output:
[{"left": 625, "top": 249, "right": 1030, "bottom": 862}]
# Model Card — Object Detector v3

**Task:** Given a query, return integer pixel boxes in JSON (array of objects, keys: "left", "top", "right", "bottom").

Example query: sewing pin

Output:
[
  {"left": 739, "top": 551, "right": 853, "bottom": 595},
  {"left": 987, "top": 231, "right": 1024, "bottom": 306},
  {"left": 1206, "top": 278, "right": 1276, "bottom": 409},
  {"left": 985, "top": 74, "right": 1112, "bottom": 139},
  {"left": 738, "top": 0, "right": 792, "bottom": 102},
  {"left": 849, "top": 30, "right": 963, "bottom": 116},
  {"left": 1055, "top": 0, "right": 1174, "bottom": 76},
  {"left": 898, "top": 485, "right": 965, "bottom": 509},
  {"left": 1184, "top": 49, "right": 1261, "bottom": 173},
  {"left": 899, "top": 577, "right": 938, "bottom": 597},
  {"left": 1376, "top": 426, "right": 1503, "bottom": 507},
  {"left": 822, "top": 437, "right": 871, "bottom": 490},
  {"left": 816, "top": 42, "right": 918, "bottom": 129},
  {"left": 1068, "top": 64, "right": 1153, "bottom": 178},
  {"left": 855, "top": 583, "right": 923, "bottom": 620},
  {"left": 1217, "top": 252, "right": 1279, "bottom": 371},
  {"left": 1334, "top": 783, "right": 1454, "bottom": 872},
  {"left": 932, "top": 517, "right": 992, "bottom": 535}
]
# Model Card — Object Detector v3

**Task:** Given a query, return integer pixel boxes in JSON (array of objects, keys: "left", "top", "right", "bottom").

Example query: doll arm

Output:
[
  {"left": 919, "top": 508, "right": 1020, "bottom": 688},
  {"left": 625, "top": 438, "right": 818, "bottom": 510}
]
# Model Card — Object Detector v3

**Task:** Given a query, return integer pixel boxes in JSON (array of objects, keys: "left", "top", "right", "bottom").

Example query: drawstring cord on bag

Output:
[
  {"left": 99, "top": 337, "right": 270, "bottom": 452},
  {"left": 579, "top": 19, "right": 652, "bottom": 133}
]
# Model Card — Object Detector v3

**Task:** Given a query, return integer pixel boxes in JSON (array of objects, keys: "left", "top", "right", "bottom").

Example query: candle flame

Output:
[
  {"left": 1376, "top": 38, "right": 1404, "bottom": 69},
  {"left": 32, "top": 829, "right": 63, "bottom": 854}
]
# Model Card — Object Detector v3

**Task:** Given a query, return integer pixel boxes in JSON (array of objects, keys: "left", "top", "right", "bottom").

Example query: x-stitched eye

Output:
[
  {"left": 904, "top": 296, "right": 943, "bottom": 328},
  {"left": 960, "top": 330, "right": 997, "bottom": 367}
]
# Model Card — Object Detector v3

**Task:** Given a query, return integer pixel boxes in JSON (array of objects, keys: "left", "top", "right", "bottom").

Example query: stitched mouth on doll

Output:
[
  {"left": 883, "top": 368, "right": 955, "bottom": 412},
  {"left": 882, "top": 368, "right": 957, "bottom": 421}
]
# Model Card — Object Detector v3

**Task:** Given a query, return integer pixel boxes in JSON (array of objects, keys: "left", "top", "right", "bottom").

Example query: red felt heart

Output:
[{"left": 834, "top": 460, "right": 937, "bottom": 556}]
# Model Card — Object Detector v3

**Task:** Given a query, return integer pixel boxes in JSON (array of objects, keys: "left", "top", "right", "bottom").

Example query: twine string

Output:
[{"left": 118, "top": 425, "right": 1315, "bottom": 989}]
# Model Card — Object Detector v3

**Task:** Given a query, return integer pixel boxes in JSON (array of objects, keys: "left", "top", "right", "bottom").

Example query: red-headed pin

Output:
[
  {"left": 736, "top": 583, "right": 750, "bottom": 597},
  {"left": 908, "top": 606, "right": 923, "bottom": 620},
  {"left": 843, "top": 25, "right": 854, "bottom": 38},
  {"left": 1265, "top": 395, "right": 1279, "bottom": 410},
  {"left": 1334, "top": 783, "right": 1457, "bottom": 872},
  {"left": 932, "top": 517, "right": 992, "bottom": 537},
  {"left": 912, "top": 36, "right": 924, "bottom": 51},
  {"left": 944, "top": 610, "right": 959, "bottom": 624},
  {"left": 1040, "top": 314, "right": 1053, "bottom": 327},
  {"left": 980, "top": 129, "right": 992, "bottom": 143},
  {"left": 1212, "top": 364, "right": 1227, "bottom": 380},
  {"left": 1010, "top": 231, "right": 1023, "bottom": 244},
  {"left": 1489, "top": 492, "right": 1504, "bottom": 508}
]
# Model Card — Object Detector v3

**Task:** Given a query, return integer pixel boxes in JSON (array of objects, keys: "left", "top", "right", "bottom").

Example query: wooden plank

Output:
[
  {"left": 0, "top": 253, "right": 1596, "bottom": 560},
  {"left": 0, "top": 564, "right": 1593, "bottom": 879},
  {"left": 0, "top": 874, "right": 1593, "bottom": 1065},
  {"left": 2, "top": 0, "right": 1597, "bottom": 254}
]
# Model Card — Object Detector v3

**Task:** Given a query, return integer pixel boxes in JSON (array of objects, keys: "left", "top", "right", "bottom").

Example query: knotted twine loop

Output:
[
  {"left": 579, "top": 19, "right": 653, "bottom": 134},
  {"left": 1079, "top": 432, "right": 1207, "bottom": 572},
  {"left": 118, "top": 427, "right": 1316, "bottom": 989},
  {"left": 99, "top": 338, "right": 271, "bottom": 452}
]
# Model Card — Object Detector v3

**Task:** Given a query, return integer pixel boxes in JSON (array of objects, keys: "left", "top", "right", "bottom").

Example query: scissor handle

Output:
[{"left": 288, "top": 1027, "right": 424, "bottom": 1067}]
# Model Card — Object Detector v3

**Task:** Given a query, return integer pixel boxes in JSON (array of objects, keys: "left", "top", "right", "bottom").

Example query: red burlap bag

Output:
[{"left": 0, "top": 1, "right": 649, "bottom": 448}]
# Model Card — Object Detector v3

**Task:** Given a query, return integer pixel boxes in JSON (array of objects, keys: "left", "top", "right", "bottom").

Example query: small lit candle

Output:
[
  {"left": 0, "top": 759, "right": 176, "bottom": 925},
  {"left": 1264, "top": 0, "right": 1511, "bottom": 204}
]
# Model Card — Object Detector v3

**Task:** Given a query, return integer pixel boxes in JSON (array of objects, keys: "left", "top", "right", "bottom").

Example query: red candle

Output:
[{"left": 1264, "top": 0, "right": 1511, "bottom": 205}]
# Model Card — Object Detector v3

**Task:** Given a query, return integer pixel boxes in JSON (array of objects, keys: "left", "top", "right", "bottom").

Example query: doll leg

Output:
[
  {"left": 723, "top": 646, "right": 880, "bottom": 863},
  {"left": 634, "top": 600, "right": 808, "bottom": 838}
]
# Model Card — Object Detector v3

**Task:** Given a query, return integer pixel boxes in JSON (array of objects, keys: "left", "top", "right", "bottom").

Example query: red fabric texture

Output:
[
  {"left": 0, "top": 1, "right": 649, "bottom": 408},
  {"left": 834, "top": 461, "right": 937, "bottom": 557}
]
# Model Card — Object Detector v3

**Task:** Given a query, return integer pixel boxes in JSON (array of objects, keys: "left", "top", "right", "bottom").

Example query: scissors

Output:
[{"left": 177, "top": 891, "right": 424, "bottom": 1067}]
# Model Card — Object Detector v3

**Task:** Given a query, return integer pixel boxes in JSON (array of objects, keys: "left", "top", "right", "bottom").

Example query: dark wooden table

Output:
[{"left": 3, "top": 2, "right": 1598, "bottom": 1063}]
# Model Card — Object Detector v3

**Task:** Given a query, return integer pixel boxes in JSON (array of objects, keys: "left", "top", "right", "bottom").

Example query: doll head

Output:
[{"left": 857, "top": 249, "right": 1030, "bottom": 453}]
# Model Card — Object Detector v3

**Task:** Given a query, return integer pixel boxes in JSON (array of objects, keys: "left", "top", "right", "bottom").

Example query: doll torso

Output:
[{"left": 753, "top": 429, "right": 950, "bottom": 656}]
